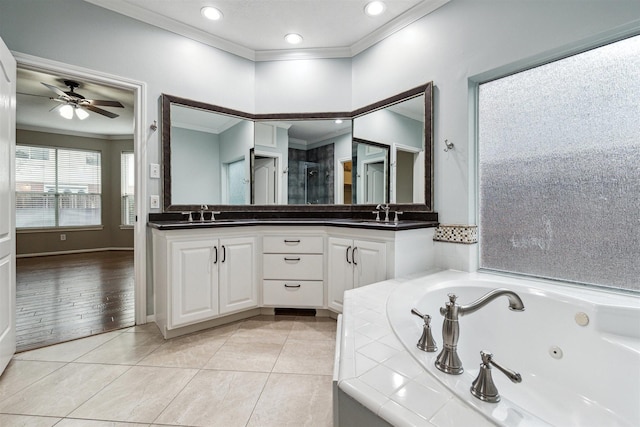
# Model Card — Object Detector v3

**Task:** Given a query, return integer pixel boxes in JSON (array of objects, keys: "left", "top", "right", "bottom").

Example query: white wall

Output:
[
  {"left": 255, "top": 58, "right": 352, "bottom": 113},
  {"left": 351, "top": 0, "right": 640, "bottom": 224}
]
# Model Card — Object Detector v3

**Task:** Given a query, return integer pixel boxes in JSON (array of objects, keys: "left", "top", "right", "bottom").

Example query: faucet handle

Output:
[
  {"left": 411, "top": 308, "right": 438, "bottom": 352},
  {"left": 471, "top": 350, "right": 522, "bottom": 403},
  {"left": 371, "top": 211, "right": 381, "bottom": 222},
  {"left": 210, "top": 211, "right": 221, "bottom": 221},
  {"left": 393, "top": 211, "right": 403, "bottom": 223}
]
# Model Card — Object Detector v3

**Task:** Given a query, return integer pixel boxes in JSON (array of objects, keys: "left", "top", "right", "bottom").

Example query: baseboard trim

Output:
[{"left": 17, "top": 247, "right": 134, "bottom": 258}]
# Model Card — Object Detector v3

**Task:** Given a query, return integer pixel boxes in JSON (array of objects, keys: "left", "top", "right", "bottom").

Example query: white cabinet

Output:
[
  {"left": 327, "top": 237, "right": 387, "bottom": 312},
  {"left": 169, "top": 238, "right": 219, "bottom": 327},
  {"left": 262, "top": 235, "right": 324, "bottom": 308},
  {"left": 153, "top": 229, "right": 257, "bottom": 337},
  {"left": 219, "top": 237, "right": 258, "bottom": 314}
]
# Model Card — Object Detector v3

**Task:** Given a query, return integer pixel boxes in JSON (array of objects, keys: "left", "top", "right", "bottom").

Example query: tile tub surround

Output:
[
  {"left": 335, "top": 272, "right": 494, "bottom": 427},
  {"left": 0, "top": 316, "right": 337, "bottom": 427},
  {"left": 433, "top": 224, "right": 478, "bottom": 244}
]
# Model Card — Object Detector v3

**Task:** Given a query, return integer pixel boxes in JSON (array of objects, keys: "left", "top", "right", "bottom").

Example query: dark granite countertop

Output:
[{"left": 147, "top": 218, "right": 437, "bottom": 231}]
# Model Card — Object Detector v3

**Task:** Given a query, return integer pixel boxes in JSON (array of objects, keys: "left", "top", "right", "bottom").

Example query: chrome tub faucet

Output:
[{"left": 435, "top": 288, "right": 525, "bottom": 374}]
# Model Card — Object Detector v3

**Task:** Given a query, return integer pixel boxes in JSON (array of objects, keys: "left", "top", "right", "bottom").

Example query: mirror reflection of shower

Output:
[{"left": 287, "top": 143, "right": 335, "bottom": 205}]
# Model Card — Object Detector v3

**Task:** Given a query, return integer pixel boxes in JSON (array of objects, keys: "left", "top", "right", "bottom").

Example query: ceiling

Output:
[{"left": 84, "top": 0, "right": 450, "bottom": 61}]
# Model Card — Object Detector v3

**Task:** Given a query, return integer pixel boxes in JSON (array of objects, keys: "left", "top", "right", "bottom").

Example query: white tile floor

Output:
[{"left": 0, "top": 315, "right": 337, "bottom": 427}]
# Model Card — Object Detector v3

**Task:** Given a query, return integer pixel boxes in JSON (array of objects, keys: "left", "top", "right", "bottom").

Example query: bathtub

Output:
[{"left": 386, "top": 270, "right": 640, "bottom": 427}]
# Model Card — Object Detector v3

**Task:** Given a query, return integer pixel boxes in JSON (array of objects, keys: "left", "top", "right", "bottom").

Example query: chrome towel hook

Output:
[{"left": 444, "top": 139, "right": 454, "bottom": 152}]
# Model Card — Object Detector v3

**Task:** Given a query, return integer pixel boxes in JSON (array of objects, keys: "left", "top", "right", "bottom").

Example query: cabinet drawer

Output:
[
  {"left": 263, "top": 254, "right": 323, "bottom": 280},
  {"left": 263, "top": 236, "right": 323, "bottom": 254},
  {"left": 263, "top": 280, "right": 324, "bottom": 307}
]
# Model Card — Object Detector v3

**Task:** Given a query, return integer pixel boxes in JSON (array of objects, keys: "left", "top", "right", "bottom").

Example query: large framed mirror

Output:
[{"left": 161, "top": 82, "right": 432, "bottom": 212}]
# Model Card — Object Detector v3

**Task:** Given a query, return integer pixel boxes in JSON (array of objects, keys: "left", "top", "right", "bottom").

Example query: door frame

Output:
[{"left": 13, "top": 52, "right": 148, "bottom": 325}]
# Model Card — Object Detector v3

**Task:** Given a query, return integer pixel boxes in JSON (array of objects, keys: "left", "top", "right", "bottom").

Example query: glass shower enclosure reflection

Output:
[{"left": 288, "top": 160, "right": 332, "bottom": 204}]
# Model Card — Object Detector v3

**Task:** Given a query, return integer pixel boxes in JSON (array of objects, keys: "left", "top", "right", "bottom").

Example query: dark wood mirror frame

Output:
[{"left": 161, "top": 82, "right": 433, "bottom": 213}]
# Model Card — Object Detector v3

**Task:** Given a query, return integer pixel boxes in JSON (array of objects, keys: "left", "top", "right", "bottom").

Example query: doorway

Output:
[
  {"left": 253, "top": 156, "right": 276, "bottom": 204},
  {"left": 364, "top": 161, "right": 385, "bottom": 204},
  {"left": 13, "top": 55, "right": 146, "bottom": 351}
]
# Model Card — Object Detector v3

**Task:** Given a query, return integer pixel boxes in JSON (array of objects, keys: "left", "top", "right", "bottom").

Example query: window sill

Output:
[{"left": 17, "top": 226, "right": 104, "bottom": 234}]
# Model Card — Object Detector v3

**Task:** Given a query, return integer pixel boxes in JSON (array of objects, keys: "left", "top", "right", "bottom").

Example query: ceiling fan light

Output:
[
  {"left": 60, "top": 104, "right": 74, "bottom": 120},
  {"left": 365, "top": 1, "right": 386, "bottom": 16},
  {"left": 201, "top": 6, "right": 223, "bottom": 21},
  {"left": 75, "top": 108, "right": 89, "bottom": 120}
]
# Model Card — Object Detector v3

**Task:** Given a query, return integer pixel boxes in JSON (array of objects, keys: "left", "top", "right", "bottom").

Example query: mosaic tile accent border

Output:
[{"left": 433, "top": 224, "right": 478, "bottom": 244}]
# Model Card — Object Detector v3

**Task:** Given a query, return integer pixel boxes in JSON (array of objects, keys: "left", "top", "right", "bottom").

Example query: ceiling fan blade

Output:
[
  {"left": 41, "top": 82, "right": 68, "bottom": 98},
  {"left": 17, "top": 91, "right": 51, "bottom": 98},
  {"left": 84, "top": 104, "right": 120, "bottom": 119},
  {"left": 88, "top": 99, "right": 124, "bottom": 108}
]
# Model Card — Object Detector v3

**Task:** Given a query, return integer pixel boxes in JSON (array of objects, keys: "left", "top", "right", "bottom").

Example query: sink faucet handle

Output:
[
  {"left": 411, "top": 309, "right": 438, "bottom": 352},
  {"left": 371, "top": 210, "right": 381, "bottom": 222},
  {"left": 393, "top": 211, "right": 403, "bottom": 223},
  {"left": 471, "top": 350, "right": 522, "bottom": 403},
  {"left": 210, "top": 211, "right": 221, "bottom": 221}
]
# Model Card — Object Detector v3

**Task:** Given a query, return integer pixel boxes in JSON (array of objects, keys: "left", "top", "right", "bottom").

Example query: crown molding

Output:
[
  {"left": 351, "top": 0, "right": 451, "bottom": 56},
  {"left": 83, "top": 0, "right": 256, "bottom": 60},
  {"left": 84, "top": 0, "right": 450, "bottom": 62}
]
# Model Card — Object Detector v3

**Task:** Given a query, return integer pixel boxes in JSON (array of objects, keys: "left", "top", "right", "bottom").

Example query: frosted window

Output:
[{"left": 479, "top": 35, "right": 640, "bottom": 292}]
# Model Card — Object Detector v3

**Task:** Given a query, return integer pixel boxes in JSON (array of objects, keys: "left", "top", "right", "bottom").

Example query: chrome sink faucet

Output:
[
  {"left": 435, "top": 289, "right": 525, "bottom": 374},
  {"left": 375, "top": 203, "right": 391, "bottom": 222},
  {"left": 200, "top": 205, "right": 208, "bottom": 222}
]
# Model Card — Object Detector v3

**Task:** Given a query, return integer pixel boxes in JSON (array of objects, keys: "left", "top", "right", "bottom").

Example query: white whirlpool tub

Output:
[{"left": 387, "top": 270, "right": 640, "bottom": 427}]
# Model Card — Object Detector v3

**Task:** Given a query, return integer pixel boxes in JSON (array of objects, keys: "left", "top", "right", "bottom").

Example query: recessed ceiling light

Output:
[
  {"left": 284, "top": 33, "right": 303, "bottom": 45},
  {"left": 335, "top": 119, "right": 343, "bottom": 124},
  {"left": 201, "top": 6, "right": 223, "bottom": 21},
  {"left": 364, "top": 1, "right": 386, "bottom": 16}
]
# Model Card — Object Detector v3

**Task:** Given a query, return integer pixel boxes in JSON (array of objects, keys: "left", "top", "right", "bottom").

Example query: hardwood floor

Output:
[{"left": 15, "top": 251, "right": 135, "bottom": 352}]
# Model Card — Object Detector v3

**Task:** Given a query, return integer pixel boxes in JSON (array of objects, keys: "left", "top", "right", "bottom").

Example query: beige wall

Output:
[{"left": 16, "top": 129, "right": 134, "bottom": 256}]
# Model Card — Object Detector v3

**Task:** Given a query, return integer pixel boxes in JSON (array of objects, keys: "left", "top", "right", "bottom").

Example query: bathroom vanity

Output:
[{"left": 150, "top": 219, "right": 436, "bottom": 338}]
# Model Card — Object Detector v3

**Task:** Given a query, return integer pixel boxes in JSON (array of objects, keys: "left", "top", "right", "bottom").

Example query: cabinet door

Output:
[
  {"left": 353, "top": 239, "right": 387, "bottom": 288},
  {"left": 219, "top": 236, "right": 258, "bottom": 314},
  {"left": 170, "top": 239, "right": 218, "bottom": 328},
  {"left": 327, "top": 237, "right": 354, "bottom": 312}
]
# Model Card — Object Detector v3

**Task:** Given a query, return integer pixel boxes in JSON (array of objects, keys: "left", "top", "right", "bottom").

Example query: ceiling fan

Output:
[{"left": 42, "top": 80, "right": 124, "bottom": 120}]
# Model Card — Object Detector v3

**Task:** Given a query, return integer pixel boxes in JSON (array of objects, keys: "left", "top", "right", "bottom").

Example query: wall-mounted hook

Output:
[
  {"left": 444, "top": 139, "right": 454, "bottom": 152},
  {"left": 150, "top": 120, "right": 158, "bottom": 131}
]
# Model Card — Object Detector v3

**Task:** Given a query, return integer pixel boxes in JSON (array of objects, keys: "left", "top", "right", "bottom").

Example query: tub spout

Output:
[
  {"left": 459, "top": 288, "right": 525, "bottom": 316},
  {"left": 435, "top": 289, "right": 524, "bottom": 374}
]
